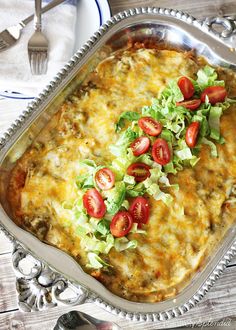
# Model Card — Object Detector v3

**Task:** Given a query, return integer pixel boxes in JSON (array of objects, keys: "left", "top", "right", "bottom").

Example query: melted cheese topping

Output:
[{"left": 8, "top": 48, "right": 236, "bottom": 302}]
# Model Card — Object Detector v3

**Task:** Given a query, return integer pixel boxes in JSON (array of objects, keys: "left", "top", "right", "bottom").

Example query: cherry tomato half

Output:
[
  {"left": 176, "top": 99, "right": 201, "bottom": 110},
  {"left": 95, "top": 168, "right": 115, "bottom": 191},
  {"left": 185, "top": 122, "right": 200, "bottom": 148},
  {"left": 129, "top": 196, "right": 150, "bottom": 228},
  {"left": 83, "top": 188, "right": 106, "bottom": 218},
  {"left": 130, "top": 136, "right": 150, "bottom": 156},
  {"left": 178, "top": 77, "right": 195, "bottom": 99},
  {"left": 201, "top": 86, "right": 227, "bottom": 105},
  {"left": 127, "top": 162, "right": 151, "bottom": 182},
  {"left": 110, "top": 211, "right": 133, "bottom": 237},
  {"left": 138, "top": 117, "right": 162, "bottom": 136},
  {"left": 152, "top": 138, "right": 171, "bottom": 165}
]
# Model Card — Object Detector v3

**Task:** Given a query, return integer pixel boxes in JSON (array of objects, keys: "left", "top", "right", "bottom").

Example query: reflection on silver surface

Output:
[
  {"left": 54, "top": 310, "right": 121, "bottom": 330},
  {"left": 0, "top": 7, "right": 236, "bottom": 322}
]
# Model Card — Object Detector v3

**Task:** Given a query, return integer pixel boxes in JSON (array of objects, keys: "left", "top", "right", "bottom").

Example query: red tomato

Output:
[
  {"left": 127, "top": 162, "right": 151, "bottom": 182},
  {"left": 83, "top": 188, "right": 106, "bottom": 218},
  {"left": 110, "top": 211, "right": 133, "bottom": 237},
  {"left": 129, "top": 196, "right": 150, "bottom": 228},
  {"left": 130, "top": 136, "right": 150, "bottom": 156},
  {"left": 176, "top": 99, "right": 201, "bottom": 110},
  {"left": 95, "top": 168, "right": 115, "bottom": 190},
  {"left": 185, "top": 122, "right": 200, "bottom": 148},
  {"left": 138, "top": 117, "right": 162, "bottom": 136},
  {"left": 201, "top": 86, "right": 227, "bottom": 104},
  {"left": 178, "top": 77, "right": 195, "bottom": 99},
  {"left": 152, "top": 138, "right": 171, "bottom": 165}
]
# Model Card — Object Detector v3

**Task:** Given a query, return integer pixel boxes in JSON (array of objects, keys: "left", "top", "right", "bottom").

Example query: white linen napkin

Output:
[{"left": 0, "top": 0, "right": 77, "bottom": 96}]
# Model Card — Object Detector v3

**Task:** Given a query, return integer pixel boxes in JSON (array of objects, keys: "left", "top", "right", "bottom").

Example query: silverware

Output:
[
  {"left": 28, "top": 0, "right": 48, "bottom": 75},
  {"left": 54, "top": 310, "right": 122, "bottom": 330},
  {"left": 0, "top": 0, "right": 65, "bottom": 52}
]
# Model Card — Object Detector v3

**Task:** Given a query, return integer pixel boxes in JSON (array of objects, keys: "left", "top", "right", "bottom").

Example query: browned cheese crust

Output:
[{"left": 7, "top": 48, "right": 236, "bottom": 302}]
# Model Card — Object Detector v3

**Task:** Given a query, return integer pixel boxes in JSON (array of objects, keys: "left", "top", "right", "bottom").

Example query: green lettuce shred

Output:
[
  {"left": 86, "top": 252, "right": 111, "bottom": 269},
  {"left": 72, "top": 65, "right": 232, "bottom": 269},
  {"left": 114, "top": 237, "right": 138, "bottom": 252},
  {"left": 115, "top": 111, "right": 140, "bottom": 132},
  {"left": 201, "top": 137, "right": 218, "bottom": 157},
  {"left": 103, "top": 182, "right": 126, "bottom": 215},
  {"left": 208, "top": 106, "right": 222, "bottom": 141},
  {"left": 109, "top": 128, "right": 138, "bottom": 157},
  {"left": 196, "top": 65, "right": 225, "bottom": 90}
]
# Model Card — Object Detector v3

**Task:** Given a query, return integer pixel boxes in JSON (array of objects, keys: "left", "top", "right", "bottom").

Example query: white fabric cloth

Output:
[{"left": 0, "top": 0, "right": 77, "bottom": 96}]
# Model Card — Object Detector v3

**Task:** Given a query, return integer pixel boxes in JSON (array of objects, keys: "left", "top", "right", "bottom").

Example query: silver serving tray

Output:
[{"left": 1, "top": 7, "right": 236, "bottom": 322}]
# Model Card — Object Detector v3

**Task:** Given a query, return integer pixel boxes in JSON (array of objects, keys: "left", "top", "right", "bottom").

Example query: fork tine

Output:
[
  {"left": 29, "top": 51, "right": 47, "bottom": 75},
  {"left": 29, "top": 52, "right": 35, "bottom": 75},
  {"left": 33, "top": 53, "right": 38, "bottom": 75},
  {"left": 35, "top": 53, "right": 39, "bottom": 75},
  {"left": 40, "top": 54, "right": 44, "bottom": 74},
  {"left": 41, "top": 53, "right": 47, "bottom": 74},
  {"left": 27, "top": 0, "right": 48, "bottom": 75},
  {"left": 29, "top": 51, "right": 48, "bottom": 75}
]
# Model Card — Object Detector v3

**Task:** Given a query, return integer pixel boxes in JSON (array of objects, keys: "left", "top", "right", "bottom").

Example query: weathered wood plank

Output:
[
  {"left": 0, "top": 254, "right": 18, "bottom": 312},
  {"left": 109, "top": 0, "right": 236, "bottom": 18},
  {"left": 0, "top": 231, "right": 13, "bottom": 255}
]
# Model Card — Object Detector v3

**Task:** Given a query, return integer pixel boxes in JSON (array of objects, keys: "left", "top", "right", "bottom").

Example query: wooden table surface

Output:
[{"left": 1, "top": 1, "right": 236, "bottom": 329}]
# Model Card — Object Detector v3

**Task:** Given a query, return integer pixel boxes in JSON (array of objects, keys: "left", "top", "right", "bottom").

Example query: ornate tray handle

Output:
[
  {"left": 197, "top": 15, "right": 236, "bottom": 47},
  {"left": 202, "top": 16, "right": 236, "bottom": 38},
  {"left": 12, "top": 243, "right": 89, "bottom": 312}
]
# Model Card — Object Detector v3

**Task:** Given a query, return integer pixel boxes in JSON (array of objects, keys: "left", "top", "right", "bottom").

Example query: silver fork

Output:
[
  {"left": 0, "top": 0, "right": 65, "bottom": 53},
  {"left": 28, "top": 0, "right": 48, "bottom": 75}
]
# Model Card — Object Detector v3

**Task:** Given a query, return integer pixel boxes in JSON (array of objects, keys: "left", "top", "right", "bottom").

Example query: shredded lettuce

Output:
[
  {"left": 76, "top": 225, "right": 89, "bottom": 236},
  {"left": 109, "top": 128, "right": 138, "bottom": 157},
  {"left": 160, "top": 129, "right": 175, "bottom": 143},
  {"left": 115, "top": 111, "right": 140, "bottom": 132},
  {"left": 96, "top": 219, "right": 110, "bottom": 236},
  {"left": 174, "top": 140, "right": 199, "bottom": 167},
  {"left": 164, "top": 161, "right": 177, "bottom": 174},
  {"left": 72, "top": 65, "right": 231, "bottom": 270},
  {"left": 202, "top": 137, "right": 218, "bottom": 157},
  {"left": 110, "top": 148, "right": 136, "bottom": 180},
  {"left": 86, "top": 252, "right": 111, "bottom": 269},
  {"left": 121, "top": 199, "right": 130, "bottom": 210},
  {"left": 136, "top": 153, "right": 154, "bottom": 166},
  {"left": 166, "top": 79, "right": 184, "bottom": 102},
  {"left": 103, "top": 182, "right": 126, "bottom": 215},
  {"left": 196, "top": 65, "right": 225, "bottom": 90},
  {"left": 77, "top": 159, "right": 97, "bottom": 169},
  {"left": 114, "top": 237, "right": 138, "bottom": 252},
  {"left": 208, "top": 106, "right": 222, "bottom": 141},
  {"left": 140, "top": 168, "right": 174, "bottom": 205},
  {"left": 75, "top": 159, "right": 104, "bottom": 190},
  {"left": 81, "top": 235, "right": 112, "bottom": 254},
  {"left": 73, "top": 196, "right": 89, "bottom": 224},
  {"left": 147, "top": 182, "right": 173, "bottom": 205},
  {"left": 130, "top": 223, "right": 146, "bottom": 234},
  {"left": 126, "top": 181, "right": 145, "bottom": 197},
  {"left": 123, "top": 174, "right": 136, "bottom": 185}
]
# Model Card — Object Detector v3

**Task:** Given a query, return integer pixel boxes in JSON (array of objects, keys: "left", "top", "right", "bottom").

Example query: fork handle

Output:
[
  {"left": 34, "top": 0, "right": 42, "bottom": 31},
  {"left": 22, "top": 0, "right": 65, "bottom": 26}
]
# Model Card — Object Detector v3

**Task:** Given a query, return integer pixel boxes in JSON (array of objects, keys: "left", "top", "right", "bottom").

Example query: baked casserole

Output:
[{"left": 8, "top": 45, "right": 236, "bottom": 303}]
